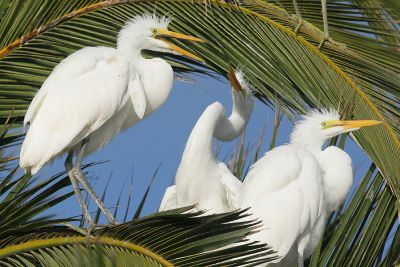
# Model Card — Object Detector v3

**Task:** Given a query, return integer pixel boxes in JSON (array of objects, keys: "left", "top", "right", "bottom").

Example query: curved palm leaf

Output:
[
  {"left": 0, "top": 208, "right": 277, "bottom": 266},
  {"left": 0, "top": 162, "right": 104, "bottom": 241},
  {"left": 0, "top": 0, "right": 105, "bottom": 49},
  {"left": 242, "top": 0, "right": 399, "bottom": 121},
  {"left": 268, "top": 0, "right": 400, "bottom": 48}
]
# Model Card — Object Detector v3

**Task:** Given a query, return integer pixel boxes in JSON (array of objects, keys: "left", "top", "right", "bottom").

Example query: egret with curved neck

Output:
[
  {"left": 20, "top": 14, "right": 204, "bottom": 227},
  {"left": 240, "top": 109, "right": 382, "bottom": 266},
  {"left": 159, "top": 69, "right": 254, "bottom": 213}
]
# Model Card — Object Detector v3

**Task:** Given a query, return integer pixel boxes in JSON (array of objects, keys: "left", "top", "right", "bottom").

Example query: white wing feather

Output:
[
  {"left": 20, "top": 47, "right": 130, "bottom": 174},
  {"left": 25, "top": 47, "right": 117, "bottom": 126},
  {"left": 241, "top": 145, "right": 324, "bottom": 262},
  {"left": 128, "top": 73, "right": 147, "bottom": 119},
  {"left": 220, "top": 170, "right": 242, "bottom": 210},
  {"left": 24, "top": 88, "right": 47, "bottom": 127},
  {"left": 159, "top": 185, "right": 178, "bottom": 211}
]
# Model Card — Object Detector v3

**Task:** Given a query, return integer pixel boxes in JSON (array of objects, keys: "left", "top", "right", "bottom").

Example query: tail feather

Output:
[
  {"left": 20, "top": 125, "right": 55, "bottom": 175},
  {"left": 20, "top": 121, "right": 82, "bottom": 175}
]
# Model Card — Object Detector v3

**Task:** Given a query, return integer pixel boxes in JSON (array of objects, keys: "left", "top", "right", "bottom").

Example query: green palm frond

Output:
[
  {"left": 309, "top": 163, "right": 399, "bottom": 266},
  {"left": 0, "top": 208, "right": 277, "bottom": 266},
  {"left": 242, "top": 0, "right": 400, "bottom": 120},
  {"left": 0, "top": 0, "right": 105, "bottom": 49},
  {"left": 268, "top": 0, "right": 400, "bottom": 47},
  {"left": 353, "top": 0, "right": 400, "bottom": 45},
  {"left": 0, "top": 117, "right": 76, "bottom": 237},
  {"left": 379, "top": 0, "right": 400, "bottom": 24},
  {"left": 0, "top": 169, "right": 75, "bottom": 240},
  {"left": 0, "top": 122, "right": 102, "bottom": 240}
]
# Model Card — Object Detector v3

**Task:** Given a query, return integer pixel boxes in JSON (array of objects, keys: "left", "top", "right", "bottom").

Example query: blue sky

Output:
[{"left": 16, "top": 73, "right": 371, "bottom": 224}]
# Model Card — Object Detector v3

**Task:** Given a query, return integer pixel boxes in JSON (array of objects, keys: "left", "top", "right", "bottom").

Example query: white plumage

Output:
[
  {"left": 159, "top": 69, "right": 254, "bottom": 214},
  {"left": 241, "top": 144, "right": 326, "bottom": 266},
  {"left": 240, "top": 109, "right": 382, "bottom": 266},
  {"left": 20, "top": 14, "right": 203, "bottom": 226},
  {"left": 21, "top": 47, "right": 132, "bottom": 173}
]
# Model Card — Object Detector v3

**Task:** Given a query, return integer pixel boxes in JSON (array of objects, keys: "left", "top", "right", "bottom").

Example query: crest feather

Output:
[{"left": 117, "top": 13, "right": 171, "bottom": 46}]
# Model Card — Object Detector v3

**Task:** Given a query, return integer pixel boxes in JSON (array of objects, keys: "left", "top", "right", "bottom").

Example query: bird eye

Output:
[
  {"left": 321, "top": 122, "right": 327, "bottom": 128},
  {"left": 152, "top": 29, "right": 157, "bottom": 35}
]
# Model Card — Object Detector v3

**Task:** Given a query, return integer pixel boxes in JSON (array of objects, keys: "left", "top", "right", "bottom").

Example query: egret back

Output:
[
  {"left": 175, "top": 102, "right": 229, "bottom": 213},
  {"left": 20, "top": 47, "right": 130, "bottom": 174},
  {"left": 241, "top": 145, "right": 325, "bottom": 263},
  {"left": 241, "top": 145, "right": 304, "bottom": 200},
  {"left": 24, "top": 47, "right": 114, "bottom": 126}
]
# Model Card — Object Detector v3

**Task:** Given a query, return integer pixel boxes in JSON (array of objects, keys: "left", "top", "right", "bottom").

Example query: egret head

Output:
[
  {"left": 228, "top": 67, "right": 254, "bottom": 118},
  {"left": 117, "top": 14, "right": 204, "bottom": 61},
  {"left": 290, "top": 109, "right": 382, "bottom": 148}
]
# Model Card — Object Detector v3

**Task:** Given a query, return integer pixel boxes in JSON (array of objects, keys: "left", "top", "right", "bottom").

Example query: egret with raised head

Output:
[{"left": 159, "top": 68, "right": 254, "bottom": 213}]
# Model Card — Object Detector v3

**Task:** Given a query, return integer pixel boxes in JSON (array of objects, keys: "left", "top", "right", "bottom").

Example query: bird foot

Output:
[
  {"left": 297, "top": 254, "right": 304, "bottom": 267},
  {"left": 318, "top": 36, "right": 347, "bottom": 50}
]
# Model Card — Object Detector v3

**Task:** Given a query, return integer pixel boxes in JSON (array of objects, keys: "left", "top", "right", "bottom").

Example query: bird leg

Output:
[
  {"left": 65, "top": 152, "right": 93, "bottom": 226},
  {"left": 73, "top": 139, "right": 116, "bottom": 225},
  {"left": 293, "top": 0, "right": 304, "bottom": 34},
  {"left": 318, "top": 0, "right": 346, "bottom": 50},
  {"left": 297, "top": 255, "right": 304, "bottom": 267}
]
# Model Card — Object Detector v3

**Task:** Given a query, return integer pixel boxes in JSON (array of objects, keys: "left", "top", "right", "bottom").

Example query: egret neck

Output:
[
  {"left": 214, "top": 97, "right": 253, "bottom": 141},
  {"left": 117, "top": 39, "right": 173, "bottom": 119},
  {"left": 214, "top": 71, "right": 254, "bottom": 141}
]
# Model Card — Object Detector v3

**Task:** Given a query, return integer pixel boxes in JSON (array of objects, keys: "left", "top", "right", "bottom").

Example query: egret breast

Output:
[{"left": 137, "top": 58, "right": 173, "bottom": 114}]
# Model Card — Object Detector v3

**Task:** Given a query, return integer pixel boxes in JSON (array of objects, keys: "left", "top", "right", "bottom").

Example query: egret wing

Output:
[
  {"left": 24, "top": 47, "right": 123, "bottom": 125},
  {"left": 24, "top": 87, "right": 47, "bottom": 126},
  {"left": 242, "top": 145, "right": 303, "bottom": 198},
  {"left": 241, "top": 145, "right": 323, "bottom": 259},
  {"left": 20, "top": 47, "right": 130, "bottom": 173},
  {"left": 128, "top": 72, "right": 147, "bottom": 119},
  {"left": 159, "top": 185, "right": 178, "bottom": 211},
  {"left": 220, "top": 169, "right": 242, "bottom": 210}
]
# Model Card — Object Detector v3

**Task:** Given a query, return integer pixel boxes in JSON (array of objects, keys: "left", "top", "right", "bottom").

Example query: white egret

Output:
[
  {"left": 159, "top": 68, "right": 254, "bottom": 213},
  {"left": 240, "top": 109, "right": 382, "bottom": 266},
  {"left": 20, "top": 14, "right": 204, "bottom": 227}
]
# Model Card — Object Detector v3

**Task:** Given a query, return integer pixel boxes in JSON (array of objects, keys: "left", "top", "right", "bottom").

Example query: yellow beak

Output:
[
  {"left": 340, "top": 120, "right": 384, "bottom": 129},
  {"left": 162, "top": 40, "right": 204, "bottom": 62},
  {"left": 228, "top": 66, "right": 243, "bottom": 92},
  {"left": 155, "top": 29, "right": 204, "bottom": 42},
  {"left": 323, "top": 119, "right": 383, "bottom": 129},
  {"left": 155, "top": 29, "right": 204, "bottom": 62}
]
